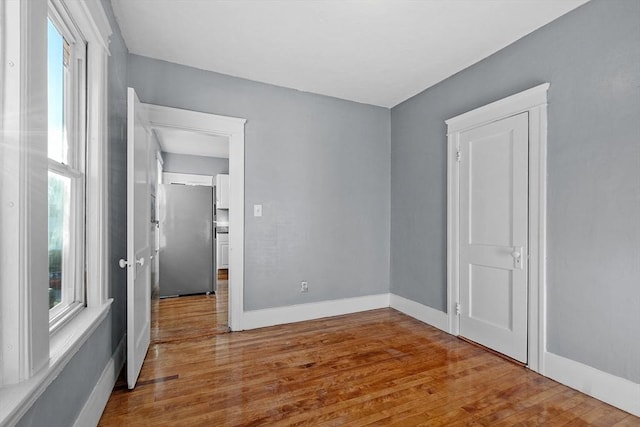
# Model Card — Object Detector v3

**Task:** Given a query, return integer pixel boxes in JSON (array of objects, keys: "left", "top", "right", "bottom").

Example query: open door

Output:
[{"left": 124, "top": 87, "right": 152, "bottom": 388}]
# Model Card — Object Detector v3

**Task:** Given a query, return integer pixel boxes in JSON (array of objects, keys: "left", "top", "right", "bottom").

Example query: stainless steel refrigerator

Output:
[{"left": 159, "top": 184, "right": 214, "bottom": 297}]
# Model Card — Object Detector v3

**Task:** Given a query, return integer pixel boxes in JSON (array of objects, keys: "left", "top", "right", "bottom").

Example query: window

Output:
[
  {"left": 46, "top": 10, "right": 87, "bottom": 329},
  {"left": 0, "top": 0, "right": 111, "bottom": 401}
]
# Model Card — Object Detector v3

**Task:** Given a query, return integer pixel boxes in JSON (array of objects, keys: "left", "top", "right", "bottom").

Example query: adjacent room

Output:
[{"left": 0, "top": 0, "right": 638, "bottom": 425}]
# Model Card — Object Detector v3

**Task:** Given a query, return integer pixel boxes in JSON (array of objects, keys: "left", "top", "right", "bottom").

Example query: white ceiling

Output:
[
  {"left": 154, "top": 127, "right": 229, "bottom": 159},
  {"left": 112, "top": 0, "right": 588, "bottom": 108}
]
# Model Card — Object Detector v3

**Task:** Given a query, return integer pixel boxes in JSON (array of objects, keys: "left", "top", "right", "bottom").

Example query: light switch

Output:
[{"left": 253, "top": 204, "right": 262, "bottom": 217}]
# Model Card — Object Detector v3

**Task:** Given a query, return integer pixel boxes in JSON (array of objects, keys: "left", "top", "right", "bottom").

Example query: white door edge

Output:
[
  {"left": 126, "top": 87, "right": 152, "bottom": 388},
  {"left": 446, "top": 83, "right": 549, "bottom": 373},
  {"left": 143, "top": 103, "right": 246, "bottom": 331}
]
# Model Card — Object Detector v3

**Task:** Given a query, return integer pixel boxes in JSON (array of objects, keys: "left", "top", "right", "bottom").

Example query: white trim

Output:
[
  {"left": 544, "top": 352, "right": 640, "bottom": 417},
  {"left": 162, "top": 172, "right": 213, "bottom": 186},
  {"left": 389, "top": 294, "right": 448, "bottom": 332},
  {"left": 0, "top": 0, "right": 4, "bottom": 129},
  {"left": 0, "top": 300, "right": 112, "bottom": 427},
  {"left": 0, "top": 0, "right": 50, "bottom": 386},
  {"left": 446, "top": 83, "right": 549, "bottom": 373},
  {"left": 0, "top": 0, "right": 112, "bottom": 420},
  {"left": 73, "top": 334, "right": 125, "bottom": 427},
  {"left": 84, "top": 21, "right": 110, "bottom": 308},
  {"left": 445, "top": 83, "right": 550, "bottom": 133},
  {"left": 242, "top": 294, "right": 390, "bottom": 330},
  {"left": 57, "top": 0, "right": 112, "bottom": 53},
  {"left": 446, "top": 130, "right": 459, "bottom": 337},
  {"left": 145, "top": 104, "right": 246, "bottom": 135},
  {"left": 144, "top": 103, "right": 246, "bottom": 330},
  {"left": 527, "top": 102, "right": 548, "bottom": 373},
  {"left": 49, "top": 0, "right": 112, "bottom": 310}
]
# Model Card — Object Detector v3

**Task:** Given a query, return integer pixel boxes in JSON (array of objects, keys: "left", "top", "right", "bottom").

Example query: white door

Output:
[
  {"left": 458, "top": 112, "right": 529, "bottom": 362},
  {"left": 126, "top": 87, "right": 152, "bottom": 388}
]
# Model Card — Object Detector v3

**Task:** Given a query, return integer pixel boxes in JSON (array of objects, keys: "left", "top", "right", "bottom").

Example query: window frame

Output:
[
  {"left": 0, "top": 0, "right": 112, "bottom": 423},
  {"left": 47, "top": 4, "right": 88, "bottom": 330}
]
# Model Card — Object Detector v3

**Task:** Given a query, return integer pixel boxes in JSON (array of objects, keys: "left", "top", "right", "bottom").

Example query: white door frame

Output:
[
  {"left": 144, "top": 103, "right": 247, "bottom": 331},
  {"left": 446, "top": 83, "right": 549, "bottom": 373}
]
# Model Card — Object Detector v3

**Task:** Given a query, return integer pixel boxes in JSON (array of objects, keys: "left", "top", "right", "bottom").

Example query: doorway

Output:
[
  {"left": 145, "top": 103, "right": 246, "bottom": 332},
  {"left": 446, "top": 83, "right": 549, "bottom": 372}
]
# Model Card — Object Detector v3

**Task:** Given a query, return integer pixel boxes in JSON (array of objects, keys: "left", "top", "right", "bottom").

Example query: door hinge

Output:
[
  {"left": 455, "top": 302, "right": 461, "bottom": 316},
  {"left": 456, "top": 150, "right": 461, "bottom": 162}
]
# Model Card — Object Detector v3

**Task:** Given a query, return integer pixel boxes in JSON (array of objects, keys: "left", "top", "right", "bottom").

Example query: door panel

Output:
[
  {"left": 126, "top": 87, "right": 151, "bottom": 389},
  {"left": 459, "top": 112, "right": 528, "bottom": 362},
  {"left": 469, "top": 265, "right": 512, "bottom": 330},
  {"left": 469, "top": 132, "right": 514, "bottom": 247}
]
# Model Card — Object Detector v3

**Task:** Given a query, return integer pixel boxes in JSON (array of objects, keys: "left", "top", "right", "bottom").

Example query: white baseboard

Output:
[
  {"left": 241, "top": 293, "right": 390, "bottom": 330},
  {"left": 73, "top": 335, "right": 126, "bottom": 427},
  {"left": 544, "top": 351, "right": 640, "bottom": 417},
  {"left": 389, "top": 293, "right": 449, "bottom": 332}
]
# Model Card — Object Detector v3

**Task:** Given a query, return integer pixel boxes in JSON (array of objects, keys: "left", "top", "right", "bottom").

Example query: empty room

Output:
[{"left": 0, "top": 0, "right": 638, "bottom": 426}]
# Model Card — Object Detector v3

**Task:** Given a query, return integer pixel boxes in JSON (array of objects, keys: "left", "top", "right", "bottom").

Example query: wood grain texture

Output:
[
  {"left": 100, "top": 292, "right": 638, "bottom": 426},
  {"left": 151, "top": 281, "right": 229, "bottom": 345}
]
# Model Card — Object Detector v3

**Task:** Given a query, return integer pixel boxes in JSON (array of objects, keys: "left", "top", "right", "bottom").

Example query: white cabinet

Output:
[
  {"left": 215, "top": 174, "right": 229, "bottom": 209},
  {"left": 214, "top": 174, "right": 229, "bottom": 271},
  {"left": 217, "top": 233, "right": 229, "bottom": 269},
  {"left": 163, "top": 172, "right": 213, "bottom": 186}
]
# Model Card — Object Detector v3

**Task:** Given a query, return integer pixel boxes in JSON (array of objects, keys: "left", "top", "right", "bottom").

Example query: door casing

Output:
[
  {"left": 144, "top": 103, "right": 247, "bottom": 331},
  {"left": 446, "top": 83, "right": 549, "bottom": 373}
]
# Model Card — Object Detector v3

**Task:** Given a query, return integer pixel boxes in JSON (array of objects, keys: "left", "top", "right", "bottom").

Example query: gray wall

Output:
[
  {"left": 390, "top": 0, "right": 640, "bottom": 383},
  {"left": 16, "top": 1, "right": 129, "bottom": 425},
  {"left": 128, "top": 55, "right": 390, "bottom": 310},
  {"left": 162, "top": 152, "right": 229, "bottom": 176}
]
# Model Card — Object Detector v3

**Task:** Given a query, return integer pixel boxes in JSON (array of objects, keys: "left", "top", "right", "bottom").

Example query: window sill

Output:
[
  {"left": 49, "top": 302, "right": 85, "bottom": 335},
  {"left": 0, "top": 299, "right": 113, "bottom": 426}
]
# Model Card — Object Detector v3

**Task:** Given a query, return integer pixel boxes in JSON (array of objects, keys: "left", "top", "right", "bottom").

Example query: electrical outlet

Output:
[{"left": 300, "top": 281, "right": 309, "bottom": 293}]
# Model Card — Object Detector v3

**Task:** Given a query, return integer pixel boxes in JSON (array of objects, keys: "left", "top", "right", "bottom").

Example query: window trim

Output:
[
  {"left": 0, "top": 0, "right": 112, "bottom": 424},
  {"left": 49, "top": 0, "right": 111, "bottom": 310},
  {"left": 52, "top": 0, "right": 112, "bottom": 305}
]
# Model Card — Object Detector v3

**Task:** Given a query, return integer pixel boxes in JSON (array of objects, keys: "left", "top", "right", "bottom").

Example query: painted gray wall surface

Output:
[
  {"left": 390, "top": 0, "right": 640, "bottom": 383},
  {"left": 162, "top": 152, "right": 229, "bottom": 176},
  {"left": 105, "top": 0, "right": 129, "bottom": 369},
  {"left": 17, "top": 1, "right": 129, "bottom": 425},
  {"left": 16, "top": 315, "right": 115, "bottom": 427},
  {"left": 128, "top": 55, "right": 390, "bottom": 310}
]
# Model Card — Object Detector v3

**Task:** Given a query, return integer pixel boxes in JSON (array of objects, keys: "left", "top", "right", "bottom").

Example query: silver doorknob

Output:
[
  {"left": 136, "top": 257, "right": 145, "bottom": 266},
  {"left": 118, "top": 258, "right": 129, "bottom": 269},
  {"left": 511, "top": 246, "right": 524, "bottom": 270}
]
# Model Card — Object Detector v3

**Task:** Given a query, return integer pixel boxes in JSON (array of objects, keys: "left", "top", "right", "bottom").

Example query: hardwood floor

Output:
[
  {"left": 100, "top": 294, "right": 638, "bottom": 426},
  {"left": 150, "top": 281, "right": 229, "bottom": 344}
]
